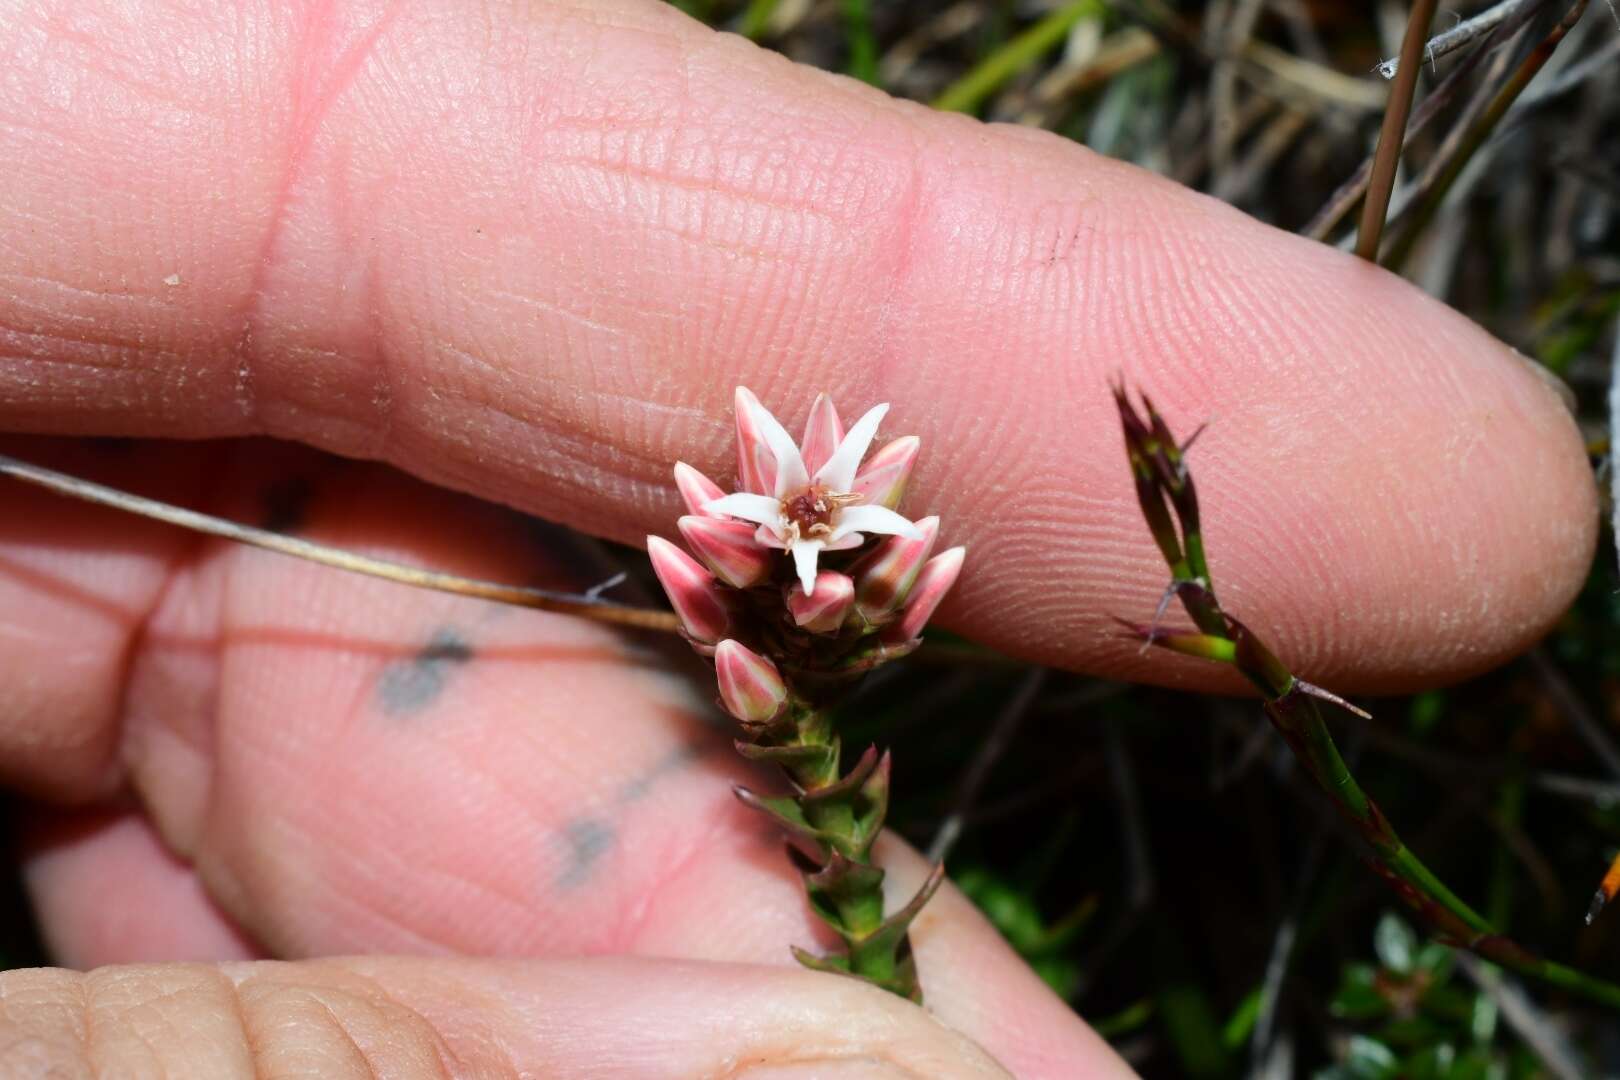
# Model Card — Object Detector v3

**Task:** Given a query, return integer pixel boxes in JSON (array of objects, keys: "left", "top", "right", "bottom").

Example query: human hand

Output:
[{"left": 0, "top": 1, "right": 1596, "bottom": 1077}]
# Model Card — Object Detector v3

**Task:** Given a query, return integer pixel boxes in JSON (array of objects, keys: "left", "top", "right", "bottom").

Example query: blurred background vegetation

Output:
[{"left": 661, "top": 1, "right": 1620, "bottom": 1076}]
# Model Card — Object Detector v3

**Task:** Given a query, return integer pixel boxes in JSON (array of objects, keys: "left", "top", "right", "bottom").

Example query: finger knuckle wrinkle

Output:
[{"left": 233, "top": 964, "right": 454, "bottom": 1080}]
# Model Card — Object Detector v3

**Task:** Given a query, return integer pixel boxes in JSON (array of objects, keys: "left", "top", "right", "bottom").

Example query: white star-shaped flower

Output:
[{"left": 703, "top": 388, "right": 924, "bottom": 595}]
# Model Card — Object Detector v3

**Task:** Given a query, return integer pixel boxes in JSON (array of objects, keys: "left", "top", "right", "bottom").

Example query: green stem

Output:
[
  {"left": 1226, "top": 598, "right": 1620, "bottom": 1012},
  {"left": 737, "top": 0, "right": 779, "bottom": 39},
  {"left": 1113, "top": 387, "right": 1620, "bottom": 1012},
  {"left": 931, "top": 1, "right": 1103, "bottom": 114},
  {"left": 840, "top": 0, "right": 879, "bottom": 86},
  {"left": 743, "top": 700, "right": 933, "bottom": 1000},
  {"left": 1275, "top": 694, "right": 1491, "bottom": 935}
]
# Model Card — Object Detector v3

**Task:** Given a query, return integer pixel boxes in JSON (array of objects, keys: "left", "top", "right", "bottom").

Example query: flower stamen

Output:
[{"left": 782, "top": 485, "right": 863, "bottom": 541}]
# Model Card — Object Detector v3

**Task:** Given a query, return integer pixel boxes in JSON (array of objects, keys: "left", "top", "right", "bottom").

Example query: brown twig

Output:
[
  {"left": 1382, "top": 0, "right": 1590, "bottom": 270},
  {"left": 0, "top": 452, "right": 681, "bottom": 633},
  {"left": 1377, "top": 0, "right": 1539, "bottom": 77},
  {"left": 1302, "top": 0, "right": 1551, "bottom": 241},
  {"left": 1357, "top": 0, "right": 1440, "bottom": 261}
]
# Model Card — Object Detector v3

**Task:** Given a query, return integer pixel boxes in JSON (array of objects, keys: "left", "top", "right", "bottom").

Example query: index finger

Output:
[{"left": 0, "top": 0, "right": 1594, "bottom": 690}]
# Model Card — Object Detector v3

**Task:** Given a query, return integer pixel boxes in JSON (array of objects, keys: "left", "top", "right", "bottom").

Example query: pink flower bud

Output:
[
  {"left": 787, "top": 570, "right": 855, "bottom": 633},
  {"left": 851, "top": 435, "right": 919, "bottom": 510},
  {"left": 799, "top": 392, "right": 845, "bottom": 477},
  {"left": 884, "top": 546, "right": 964, "bottom": 643},
  {"left": 733, "top": 387, "right": 777, "bottom": 495},
  {"left": 677, "top": 514, "right": 773, "bottom": 588},
  {"left": 673, "top": 461, "right": 726, "bottom": 517},
  {"left": 715, "top": 639, "right": 788, "bottom": 724},
  {"left": 851, "top": 516, "right": 938, "bottom": 621},
  {"left": 647, "top": 535, "right": 730, "bottom": 644}
]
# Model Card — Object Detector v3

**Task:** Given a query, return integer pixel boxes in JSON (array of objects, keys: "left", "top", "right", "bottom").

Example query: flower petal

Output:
[
  {"left": 799, "top": 393, "right": 845, "bottom": 477},
  {"left": 754, "top": 523, "right": 790, "bottom": 549},
  {"left": 814, "top": 402, "right": 888, "bottom": 492},
  {"left": 733, "top": 387, "right": 774, "bottom": 495},
  {"left": 738, "top": 388, "right": 809, "bottom": 498},
  {"left": 704, "top": 492, "right": 783, "bottom": 526},
  {"left": 673, "top": 461, "right": 727, "bottom": 517},
  {"left": 790, "top": 539, "right": 824, "bottom": 595},
  {"left": 830, "top": 503, "right": 923, "bottom": 542}
]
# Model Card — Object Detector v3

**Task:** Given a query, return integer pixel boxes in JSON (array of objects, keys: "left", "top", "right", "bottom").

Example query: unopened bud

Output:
[
  {"left": 787, "top": 570, "right": 855, "bottom": 633},
  {"left": 883, "top": 546, "right": 964, "bottom": 643},
  {"left": 678, "top": 515, "right": 772, "bottom": 588},
  {"left": 851, "top": 436, "right": 919, "bottom": 510},
  {"left": 715, "top": 639, "right": 788, "bottom": 724},
  {"left": 647, "top": 535, "right": 730, "bottom": 645},
  {"left": 851, "top": 516, "right": 938, "bottom": 622}
]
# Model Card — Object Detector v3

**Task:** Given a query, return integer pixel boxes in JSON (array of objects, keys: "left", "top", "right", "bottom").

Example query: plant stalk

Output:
[
  {"left": 734, "top": 695, "right": 941, "bottom": 1001},
  {"left": 1113, "top": 386, "right": 1620, "bottom": 1012},
  {"left": 1356, "top": 0, "right": 1439, "bottom": 262}
]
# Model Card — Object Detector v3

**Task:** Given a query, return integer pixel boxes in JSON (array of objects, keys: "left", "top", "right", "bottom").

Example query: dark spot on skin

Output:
[
  {"left": 377, "top": 628, "right": 473, "bottom": 715},
  {"left": 549, "top": 742, "right": 709, "bottom": 891},
  {"left": 261, "top": 476, "right": 314, "bottom": 533},
  {"left": 617, "top": 741, "right": 707, "bottom": 803},
  {"left": 554, "top": 817, "right": 615, "bottom": 889}
]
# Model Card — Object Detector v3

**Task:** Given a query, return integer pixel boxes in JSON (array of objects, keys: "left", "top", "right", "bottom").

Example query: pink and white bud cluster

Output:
[
  {"left": 648, "top": 387, "right": 964, "bottom": 696},
  {"left": 696, "top": 387, "right": 924, "bottom": 597}
]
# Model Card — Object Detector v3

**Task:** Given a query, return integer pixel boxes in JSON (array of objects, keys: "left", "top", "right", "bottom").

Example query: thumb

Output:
[{"left": 0, "top": 955, "right": 1031, "bottom": 1079}]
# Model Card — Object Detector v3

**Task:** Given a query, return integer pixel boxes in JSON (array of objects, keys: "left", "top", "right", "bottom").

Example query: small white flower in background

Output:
[{"left": 701, "top": 387, "right": 923, "bottom": 595}]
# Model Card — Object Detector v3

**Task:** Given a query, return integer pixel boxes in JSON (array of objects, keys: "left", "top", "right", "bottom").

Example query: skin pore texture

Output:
[{"left": 0, "top": 1, "right": 1598, "bottom": 1077}]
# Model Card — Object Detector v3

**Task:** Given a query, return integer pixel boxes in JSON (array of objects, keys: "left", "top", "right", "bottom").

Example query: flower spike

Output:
[{"left": 654, "top": 386, "right": 960, "bottom": 1003}]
